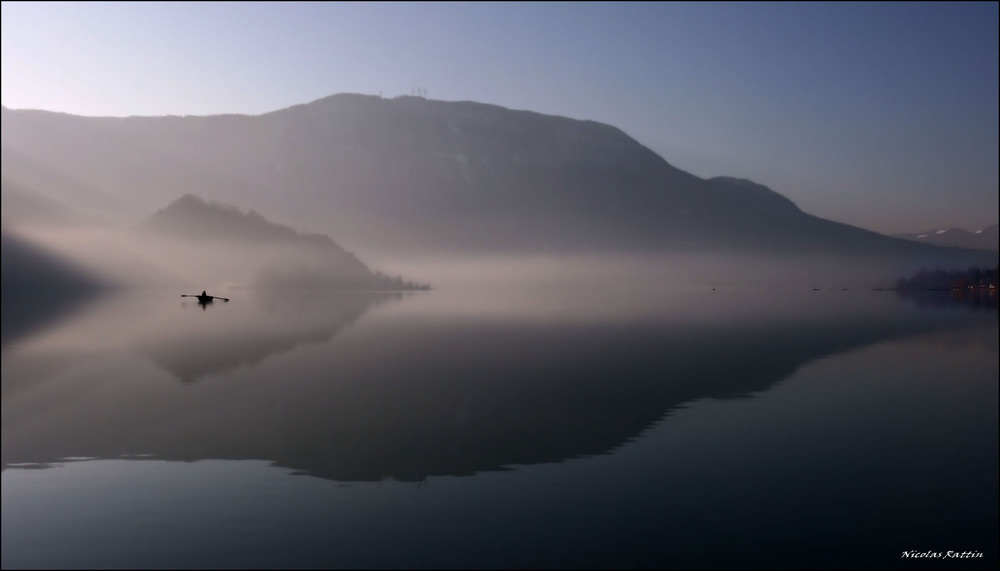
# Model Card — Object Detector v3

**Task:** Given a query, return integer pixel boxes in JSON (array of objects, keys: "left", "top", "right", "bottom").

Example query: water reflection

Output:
[
  {"left": 895, "top": 287, "right": 998, "bottom": 311},
  {"left": 0, "top": 289, "right": 98, "bottom": 348},
  {"left": 3, "top": 287, "right": 995, "bottom": 483},
  {"left": 146, "top": 291, "right": 399, "bottom": 383}
]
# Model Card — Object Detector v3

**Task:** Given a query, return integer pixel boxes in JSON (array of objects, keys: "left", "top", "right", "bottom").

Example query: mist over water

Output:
[
  {"left": 1, "top": 25, "right": 996, "bottom": 564},
  {"left": 2, "top": 280, "right": 997, "bottom": 568},
  {"left": 4, "top": 192, "right": 997, "bottom": 568},
  {"left": 2, "top": 98, "right": 997, "bottom": 568},
  {"left": 6, "top": 217, "right": 949, "bottom": 310},
  {"left": 5, "top": 224, "right": 355, "bottom": 291}
]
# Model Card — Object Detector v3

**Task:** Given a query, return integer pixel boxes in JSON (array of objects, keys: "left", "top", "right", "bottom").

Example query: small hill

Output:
[{"left": 141, "top": 194, "right": 428, "bottom": 290}]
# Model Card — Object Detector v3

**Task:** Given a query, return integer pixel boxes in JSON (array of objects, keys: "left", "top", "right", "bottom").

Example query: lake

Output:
[{"left": 2, "top": 285, "right": 997, "bottom": 569}]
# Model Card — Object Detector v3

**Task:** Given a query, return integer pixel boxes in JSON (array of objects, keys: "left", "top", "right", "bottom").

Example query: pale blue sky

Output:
[{"left": 2, "top": 1, "right": 997, "bottom": 234}]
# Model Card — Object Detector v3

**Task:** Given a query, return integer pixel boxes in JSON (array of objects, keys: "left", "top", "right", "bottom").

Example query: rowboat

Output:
[{"left": 181, "top": 291, "right": 230, "bottom": 303}]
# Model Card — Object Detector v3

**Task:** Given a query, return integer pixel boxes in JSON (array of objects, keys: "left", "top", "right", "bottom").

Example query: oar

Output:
[{"left": 180, "top": 294, "right": 230, "bottom": 302}]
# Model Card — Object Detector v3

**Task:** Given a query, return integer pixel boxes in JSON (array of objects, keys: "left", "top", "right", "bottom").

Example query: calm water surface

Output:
[{"left": 2, "top": 286, "right": 997, "bottom": 569}]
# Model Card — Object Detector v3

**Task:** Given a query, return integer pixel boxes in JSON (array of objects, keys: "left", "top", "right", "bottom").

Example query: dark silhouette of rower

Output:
[
  {"left": 198, "top": 291, "right": 211, "bottom": 307},
  {"left": 180, "top": 291, "right": 229, "bottom": 308}
]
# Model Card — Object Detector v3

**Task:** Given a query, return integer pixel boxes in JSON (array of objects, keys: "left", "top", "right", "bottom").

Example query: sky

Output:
[{"left": 2, "top": 1, "right": 997, "bottom": 235}]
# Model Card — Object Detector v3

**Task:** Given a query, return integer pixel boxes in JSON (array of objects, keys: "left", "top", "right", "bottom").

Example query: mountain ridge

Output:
[
  {"left": 2, "top": 94, "right": 996, "bottom": 275},
  {"left": 892, "top": 224, "right": 998, "bottom": 252}
]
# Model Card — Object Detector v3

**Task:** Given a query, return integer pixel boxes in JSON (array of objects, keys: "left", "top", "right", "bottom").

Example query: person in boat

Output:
[{"left": 181, "top": 290, "right": 227, "bottom": 303}]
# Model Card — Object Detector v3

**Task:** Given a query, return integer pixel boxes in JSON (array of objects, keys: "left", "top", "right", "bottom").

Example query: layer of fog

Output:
[
  {"left": 6, "top": 224, "right": 372, "bottom": 293},
  {"left": 6, "top": 218, "right": 945, "bottom": 298},
  {"left": 373, "top": 251, "right": 928, "bottom": 292}
]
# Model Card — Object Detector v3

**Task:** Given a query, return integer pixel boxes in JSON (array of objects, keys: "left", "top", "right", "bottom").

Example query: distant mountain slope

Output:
[
  {"left": 2, "top": 96, "right": 996, "bottom": 273},
  {"left": 1, "top": 229, "right": 107, "bottom": 345},
  {"left": 140, "top": 194, "right": 427, "bottom": 290},
  {"left": 0, "top": 229, "right": 107, "bottom": 296},
  {"left": 0, "top": 177, "right": 94, "bottom": 228},
  {"left": 144, "top": 193, "right": 351, "bottom": 249},
  {"left": 892, "top": 225, "right": 998, "bottom": 252},
  {"left": 1, "top": 145, "right": 128, "bottom": 224}
]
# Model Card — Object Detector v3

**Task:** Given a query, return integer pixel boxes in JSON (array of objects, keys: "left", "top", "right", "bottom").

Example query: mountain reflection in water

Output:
[
  {"left": 3, "top": 285, "right": 998, "bottom": 569},
  {"left": 148, "top": 291, "right": 399, "bottom": 383},
  {"left": 2, "top": 287, "right": 995, "bottom": 483}
]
